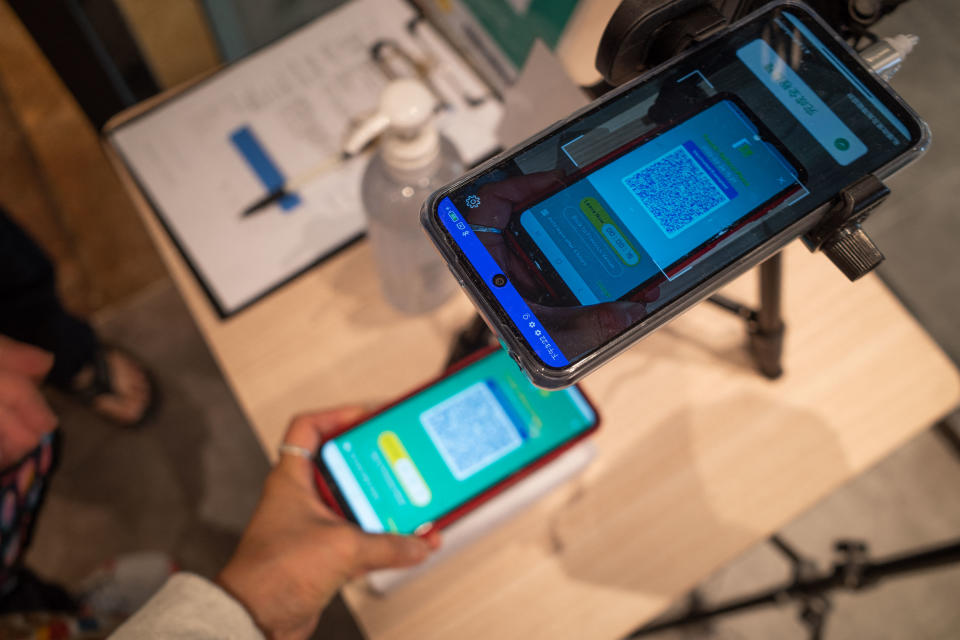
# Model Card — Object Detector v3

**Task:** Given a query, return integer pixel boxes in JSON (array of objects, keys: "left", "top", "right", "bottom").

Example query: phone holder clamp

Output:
[
  {"left": 596, "top": 0, "right": 726, "bottom": 86},
  {"left": 595, "top": 0, "right": 911, "bottom": 87},
  {"left": 803, "top": 174, "right": 890, "bottom": 281}
]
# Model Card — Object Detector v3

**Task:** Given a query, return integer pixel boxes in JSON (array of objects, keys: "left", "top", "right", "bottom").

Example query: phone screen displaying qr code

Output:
[
  {"left": 319, "top": 349, "right": 596, "bottom": 534},
  {"left": 419, "top": 380, "right": 525, "bottom": 480},
  {"left": 514, "top": 99, "right": 800, "bottom": 308},
  {"left": 623, "top": 144, "right": 733, "bottom": 239}
]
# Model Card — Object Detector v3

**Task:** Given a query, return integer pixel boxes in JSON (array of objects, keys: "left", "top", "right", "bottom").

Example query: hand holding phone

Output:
[
  {"left": 314, "top": 348, "right": 599, "bottom": 536},
  {"left": 217, "top": 408, "right": 437, "bottom": 638}
]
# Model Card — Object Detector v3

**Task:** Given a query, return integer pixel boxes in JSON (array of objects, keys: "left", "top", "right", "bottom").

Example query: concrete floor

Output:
[
  {"left": 866, "top": 0, "right": 960, "bottom": 367},
  {"left": 21, "top": 0, "right": 960, "bottom": 638}
]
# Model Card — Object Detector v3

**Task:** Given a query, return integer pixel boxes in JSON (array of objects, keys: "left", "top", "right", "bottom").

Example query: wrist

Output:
[
  {"left": 216, "top": 564, "right": 268, "bottom": 636},
  {"left": 216, "top": 561, "right": 319, "bottom": 640}
]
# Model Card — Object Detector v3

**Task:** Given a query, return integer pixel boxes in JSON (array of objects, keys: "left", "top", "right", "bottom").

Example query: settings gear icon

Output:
[{"left": 465, "top": 194, "right": 481, "bottom": 209}]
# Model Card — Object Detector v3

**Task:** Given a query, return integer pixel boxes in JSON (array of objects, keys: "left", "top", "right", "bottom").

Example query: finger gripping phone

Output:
[
  {"left": 421, "top": 0, "right": 928, "bottom": 389},
  {"left": 313, "top": 348, "right": 599, "bottom": 535}
]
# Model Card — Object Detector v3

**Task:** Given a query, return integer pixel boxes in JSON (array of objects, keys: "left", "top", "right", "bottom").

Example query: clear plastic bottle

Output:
[{"left": 356, "top": 80, "right": 464, "bottom": 313}]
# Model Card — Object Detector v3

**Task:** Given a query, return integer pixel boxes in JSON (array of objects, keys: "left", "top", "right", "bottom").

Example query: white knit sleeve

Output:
[{"left": 110, "top": 573, "right": 264, "bottom": 640}]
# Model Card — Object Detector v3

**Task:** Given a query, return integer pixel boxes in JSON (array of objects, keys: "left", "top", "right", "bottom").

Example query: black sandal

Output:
[{"left": 69, "top": 346, "right": 158, "bottom": 427}]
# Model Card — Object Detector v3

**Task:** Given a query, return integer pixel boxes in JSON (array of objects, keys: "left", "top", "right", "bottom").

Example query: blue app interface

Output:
[{"left": 521, "top": 100, "right": 800, "bottom": 304}]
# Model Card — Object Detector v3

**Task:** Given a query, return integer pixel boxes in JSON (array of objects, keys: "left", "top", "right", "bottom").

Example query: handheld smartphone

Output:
[
  {"left": 421, "top": 1, "right": 928, "bottom": 389},
  {"left": 313, "top": 348, "right": 599, "bottom": 535}
]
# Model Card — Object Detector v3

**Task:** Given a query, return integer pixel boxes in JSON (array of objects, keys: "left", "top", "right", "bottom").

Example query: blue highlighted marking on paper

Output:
[{"left": 229, "top": 126, "right": 300, "bottom": 211}]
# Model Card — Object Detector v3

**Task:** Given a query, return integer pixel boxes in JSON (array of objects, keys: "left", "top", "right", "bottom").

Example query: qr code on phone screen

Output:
[
  {"left": 420, "top": 381, "right": 522, "bottom": 480},
  {"left": 622, "top": 144, "right": 729, "bottom": 238}
]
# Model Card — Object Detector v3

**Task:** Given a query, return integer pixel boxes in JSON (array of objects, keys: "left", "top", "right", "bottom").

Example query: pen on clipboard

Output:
[
  {"left": 239, "top": 80, "right": 411, "bottom": 219},
  {"left": 241, "top": 151, "right": 350, "bottom": 217}
]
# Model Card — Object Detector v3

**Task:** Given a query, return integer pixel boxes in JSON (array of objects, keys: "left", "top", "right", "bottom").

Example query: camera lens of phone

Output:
[{"left": 492, "top": 274, "right": 508, "bottom": 287}]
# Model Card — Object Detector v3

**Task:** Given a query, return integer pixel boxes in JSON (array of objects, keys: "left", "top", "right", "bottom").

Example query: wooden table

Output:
[{"left": 106, "top": 134, "right": 959, "bottom": 635}]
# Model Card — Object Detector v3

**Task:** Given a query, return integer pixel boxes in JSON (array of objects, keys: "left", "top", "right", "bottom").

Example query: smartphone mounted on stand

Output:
[{"left": 421, "top": 0, "right": 928, "bottom": 389}]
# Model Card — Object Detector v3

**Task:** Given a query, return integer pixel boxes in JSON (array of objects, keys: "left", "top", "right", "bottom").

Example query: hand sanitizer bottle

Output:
[{"left": 348, "top": 79, "right": 463, "bottom": 313}]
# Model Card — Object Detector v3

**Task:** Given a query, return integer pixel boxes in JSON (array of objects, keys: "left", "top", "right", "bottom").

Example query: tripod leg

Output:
[
  {"left": 933, "top": 418, "right": 960, "bottom": 461},
  {"left": 770, "top": 534, "right": 804, "bottom": 565},
  {"left": 445, "top": 314, "right": 493, "bottom": 368},
  {"left": 799, "top": 595, "right": 831, "bottom": 640},
  {"left": 749, "top": 253, "right": 785, "bottom": 379},
  {"left": 769, "top": 534, "right": 818, "bottom": 584}
]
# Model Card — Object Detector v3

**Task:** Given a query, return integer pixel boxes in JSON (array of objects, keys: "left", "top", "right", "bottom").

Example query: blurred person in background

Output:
[
  {"left": 1, "top": 206, "right": 156, "bottom": 636},
  {"left": 1, "top": 207, "right": 154, "bottom": 427}
]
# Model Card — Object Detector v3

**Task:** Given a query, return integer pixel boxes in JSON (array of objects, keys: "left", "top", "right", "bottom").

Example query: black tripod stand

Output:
[
  {"left": 705, "top": 253, "right": 784, "bottom": 378},
  {"left": 441, "top": 3, "right": 959, "bottom": 637},
  {"left": 627, "top": 533, "right": 960, "bottom": 639},
  {"left": 624, "top": 421, "right": 960, "bottom": 639}
]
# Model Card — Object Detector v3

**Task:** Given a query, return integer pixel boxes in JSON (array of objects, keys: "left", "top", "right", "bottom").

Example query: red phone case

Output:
[{"left": 312, "top": 346, "right": 600, "bottom": 536}]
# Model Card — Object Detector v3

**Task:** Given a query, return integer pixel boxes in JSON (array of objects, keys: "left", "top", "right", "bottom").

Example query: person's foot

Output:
[{"left": 70, "top": 348, "right": 155, "bottom": 426}]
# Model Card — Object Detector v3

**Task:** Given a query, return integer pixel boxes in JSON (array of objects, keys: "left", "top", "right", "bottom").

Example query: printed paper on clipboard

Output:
[{"left": 108, "top": 0, "right": 501, "bottom": 317}]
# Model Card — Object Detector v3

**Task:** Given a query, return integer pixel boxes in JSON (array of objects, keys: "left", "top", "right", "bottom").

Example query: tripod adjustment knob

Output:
[
  {"left": 821, "top": 225, "right": 884, "bottom": 281},
  {"left": 803, "top": 175, "right": 889, "bottom": 281}
]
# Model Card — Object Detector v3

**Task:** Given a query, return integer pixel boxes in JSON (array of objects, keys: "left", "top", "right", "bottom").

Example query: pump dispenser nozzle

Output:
[
  {"left": 344, "top": 79, "right": 440, "bottom": 172},
  {"left": 860, "top": 34, "right": 918, "bottom": 81}
]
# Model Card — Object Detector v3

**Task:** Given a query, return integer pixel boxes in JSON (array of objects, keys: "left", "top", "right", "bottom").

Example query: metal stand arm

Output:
[{"left": 708, "top": 253, "right": 785, "bottom": 379}]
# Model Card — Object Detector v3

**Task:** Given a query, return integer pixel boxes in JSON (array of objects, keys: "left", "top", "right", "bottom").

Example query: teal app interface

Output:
[
  {"left": 320, "top": 350, "right": 596, "bottom": 534},
  {"left": 520, "top": 99, "right": 800, "bottom": 304}
]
